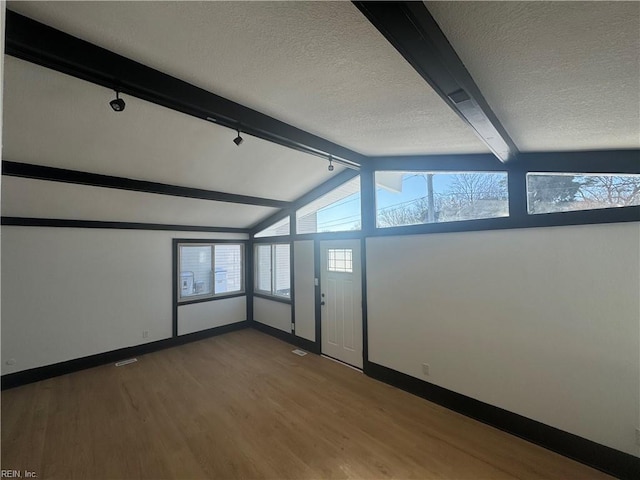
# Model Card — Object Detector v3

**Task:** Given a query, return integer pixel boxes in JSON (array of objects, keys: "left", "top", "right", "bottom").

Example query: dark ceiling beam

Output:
[
  {"left": 371, "top": 149, "right": 640, "bottom": 173},
  {"left": 353, "top": 1, "right": 519, "bottom": 163},
  {"left": 1, "top": 217, "right": 251, "bottom": 234},
  {"left": 2, "top": 161, "right": 290, "bottom": 209},
  {"left": 5, "top": 10, "right": 366, "bottom": 169}
]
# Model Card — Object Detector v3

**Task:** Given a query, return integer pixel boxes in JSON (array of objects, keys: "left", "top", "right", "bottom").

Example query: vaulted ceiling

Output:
[{"left": 2, "top": 1, "right": 638, "bottom": 229}]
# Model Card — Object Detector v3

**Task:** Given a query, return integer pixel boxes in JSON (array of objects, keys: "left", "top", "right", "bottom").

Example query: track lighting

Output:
[
  {"left": 328, "top": 156, "right": 334, "bottom": 172},
  {"left": 109, "top": 91, "right": 125, "bottom": 112},
  {"left": 233, "top": 129, "right": 244, "bottom": 146}
]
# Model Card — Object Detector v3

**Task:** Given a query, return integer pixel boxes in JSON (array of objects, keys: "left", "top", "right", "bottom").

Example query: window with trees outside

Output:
[
  {"left": 527, "top": 173, "right": 640, "bottom": 214},
  {"left": 255, "top": 243, "right": 291, "bottom": 299},
  {"left": 375, "top": 171, "right": 509, "bottom": 228},
  {"left": 178, "top": 243, "right": 244, "bottom": 302}
]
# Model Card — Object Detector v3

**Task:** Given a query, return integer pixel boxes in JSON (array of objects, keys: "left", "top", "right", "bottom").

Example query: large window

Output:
[
  {"left": 527, "top": 173, "right": 640, "bottom": 214},
  {"left": 178, "top": 243, "right": 244, "bottom": 302},
  {"left": 375, "top": 171, "right": 509, "bottom": 228},
  {"left": 296, "top": 176, "right": 361, "bottom": 234},
  {"left": 255, "top": 243, "right": 291, "bottom": 298}
]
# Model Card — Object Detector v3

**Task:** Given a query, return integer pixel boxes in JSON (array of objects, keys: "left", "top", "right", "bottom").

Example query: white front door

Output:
[{"left": 320, "top": 240, "right": 363, "bottom": 369}]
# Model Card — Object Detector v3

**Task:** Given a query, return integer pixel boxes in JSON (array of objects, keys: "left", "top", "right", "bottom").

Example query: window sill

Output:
[
  {"left": 178, "top": 291, "right": 246, "bottom": 306},
  {"left": 253, "top": 292, "right": 292, "bottom": 304}
]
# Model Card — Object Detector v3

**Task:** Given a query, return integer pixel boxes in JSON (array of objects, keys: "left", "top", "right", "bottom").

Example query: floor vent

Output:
[
  {"left": 292, "top": 349, "right": 308, "bottom": 357},
  {"left": 115, "top": 358, "right": 138, "bottom": 367}
]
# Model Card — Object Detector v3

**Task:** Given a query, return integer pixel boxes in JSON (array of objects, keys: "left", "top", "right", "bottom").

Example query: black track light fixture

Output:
[
  {"left": 109, "top": 91, "right": 126, "bottom": 112},
  {"left": 233, "top": 129, "right": 244, "bottom": 146},
  {"left": 328, "top": 156, "right": 334, "bottom": 172}
]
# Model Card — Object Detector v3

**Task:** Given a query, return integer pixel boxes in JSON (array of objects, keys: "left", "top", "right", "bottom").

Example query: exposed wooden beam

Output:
[
  {"left": 2, "top": 161, "right": 290, "bottom": 209},
  {"left": 1, "top": 217, "right": 251, "bottom": 234},
  {"left": 353, "top": 1, "right": 519, "bottom": 163},
  {"left": 5, "top": 10, "right": 365, "bottom": 169}
]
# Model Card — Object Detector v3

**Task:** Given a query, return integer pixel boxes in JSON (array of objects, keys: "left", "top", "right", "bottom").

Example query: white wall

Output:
[
  {"left": 1, "top": 226, "right": 246, "bottom": 374},
  {"left": 294, "top": 240, "right": 315, "bottom": 341},
  {"left": 254, "top": 297, "right": 291, "bottom": 333},
  {"left": 178, "top": 296, "right": 246, "bottom": 336},
  {"left": 366, "top": 223, "right": 640, "bottom": 456}
]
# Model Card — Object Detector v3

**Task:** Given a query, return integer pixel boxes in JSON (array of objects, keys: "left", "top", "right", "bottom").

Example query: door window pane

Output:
[{"left": 327, "top": 248, "right": 353, "bottom": 273}]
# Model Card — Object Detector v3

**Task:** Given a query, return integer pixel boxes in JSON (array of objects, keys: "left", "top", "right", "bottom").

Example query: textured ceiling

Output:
[
  {"left": 2, "top": 57, "right": 340, "bottom": 202},
  {"left": 427, "top": 1, "right": 640, "bottom": 152},
  {"left": 1, "top": 177, "right": 276, "bottom": 228},
  {"left": 7, "top": 0, "right": 487, "bottom": 156},
  {"left": 3, "top": 1, "right": 638, "bottom": 232}
]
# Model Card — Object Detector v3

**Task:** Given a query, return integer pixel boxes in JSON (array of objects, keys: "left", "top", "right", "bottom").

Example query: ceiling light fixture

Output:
[
  {"left": 233, "top": 129, "right": 244, "bottom": 146},
  {"left": 328, "top": 156, "right": 334, "bottom": 172},
  {"left": 109, "top": 91, "right": 126, "bottom": 112}
]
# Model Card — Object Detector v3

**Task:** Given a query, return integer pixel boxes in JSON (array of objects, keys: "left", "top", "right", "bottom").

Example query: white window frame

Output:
[{"left": 177, "top": 242, "right": 245, "bottom": 303}]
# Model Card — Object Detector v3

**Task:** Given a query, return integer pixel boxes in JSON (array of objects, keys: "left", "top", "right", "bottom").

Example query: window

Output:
[
  {"left": 254, "top": 243, "right": 291, "bottom": 298},
  {"left": 527, "top": 173, "right": 640, "bottom": 214},
  {"left": 178, "top": 243, "right": 244, "bottom": 302},
  {"left": 296, "top": 176, "right": 361, "bottom": 234},
  {"left": 375, "top": 171, "right": 509, "bottom": 228},
  {"left": 255, "top": 216, "right": 291, "bottom": 238},
  {"left": 327, "top": 248, "right": 353, "bottom": 273}
]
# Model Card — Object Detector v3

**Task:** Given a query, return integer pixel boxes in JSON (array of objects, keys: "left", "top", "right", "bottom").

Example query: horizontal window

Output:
[
  {"left": 297, "top": 176, "right": 361, "bottom": 234},
  {"left": 255, "top": 243, "right": 291, "bottom": 299},
  {"left": 376, "top": 171, "right": 509, "bottom": 228},
  {"left": 178, "top": 243, "right": 244, "bottom": 302},
  {"left": 527, "top": 173, "right": 640, "bottom": 214}
]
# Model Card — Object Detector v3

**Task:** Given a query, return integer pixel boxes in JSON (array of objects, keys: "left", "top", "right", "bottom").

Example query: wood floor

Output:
[{"left": 2, "top": 329, "right": 612, "bottom": 479}]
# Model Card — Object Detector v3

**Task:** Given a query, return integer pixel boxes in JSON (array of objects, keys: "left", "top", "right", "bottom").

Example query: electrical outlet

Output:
[
  {"left": 142, "top": 330, "right": 149, "bottom": 339},
  {"left": 636, "top": 428, "right": 640, "bottom": 446},
  {"left": 421, "top": 363, "right": 430, "bottom": 376},
  {"left": 6, "top": 358, "right": 16, "bottom": 366}
]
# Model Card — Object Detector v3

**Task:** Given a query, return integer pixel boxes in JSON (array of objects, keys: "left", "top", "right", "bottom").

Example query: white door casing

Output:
[{"left": 320, "top": 239, "right": 363, "bottom": 368}]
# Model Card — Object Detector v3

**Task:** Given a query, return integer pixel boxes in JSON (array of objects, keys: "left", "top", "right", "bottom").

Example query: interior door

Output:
[{"left": 320, "top": 239, "right": 362, "bottom": 368}]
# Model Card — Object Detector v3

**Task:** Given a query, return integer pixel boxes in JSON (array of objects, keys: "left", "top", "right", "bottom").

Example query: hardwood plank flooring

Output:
[{"left": 2, "top": 329, "right": 612, "bottom": 479}]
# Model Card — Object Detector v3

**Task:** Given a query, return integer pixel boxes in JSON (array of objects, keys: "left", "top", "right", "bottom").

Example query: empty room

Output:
[{"left": 1, "top": 1, "right": 639, "bottom": 479}]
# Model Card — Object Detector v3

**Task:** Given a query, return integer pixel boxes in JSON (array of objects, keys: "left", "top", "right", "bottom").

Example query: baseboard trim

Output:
[
  {"left": 364, "top": 361, "right": 639, "bottom": 480},
  {"left": 1, "top": 321, "right": 250, "bottom": 390},
  {"left": 251, "top": 321, "right": 320, "bottom": 354}
]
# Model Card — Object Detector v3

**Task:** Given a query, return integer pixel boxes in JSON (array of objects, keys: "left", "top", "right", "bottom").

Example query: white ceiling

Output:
[
  {"left": 427, "top": 1, "right": 640, "bottom": 152},
  {"left": 6, "top": 0, "right": 487, "bottom": 156},
  {"left": 3, "top": 1, "right": 638, "bottom": 230},
  {"left": 1, "top": 176, "right": 276, "bottom": 228},
  {"left": 2, "top": 57, "right": 340, "bottom": 202}
]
